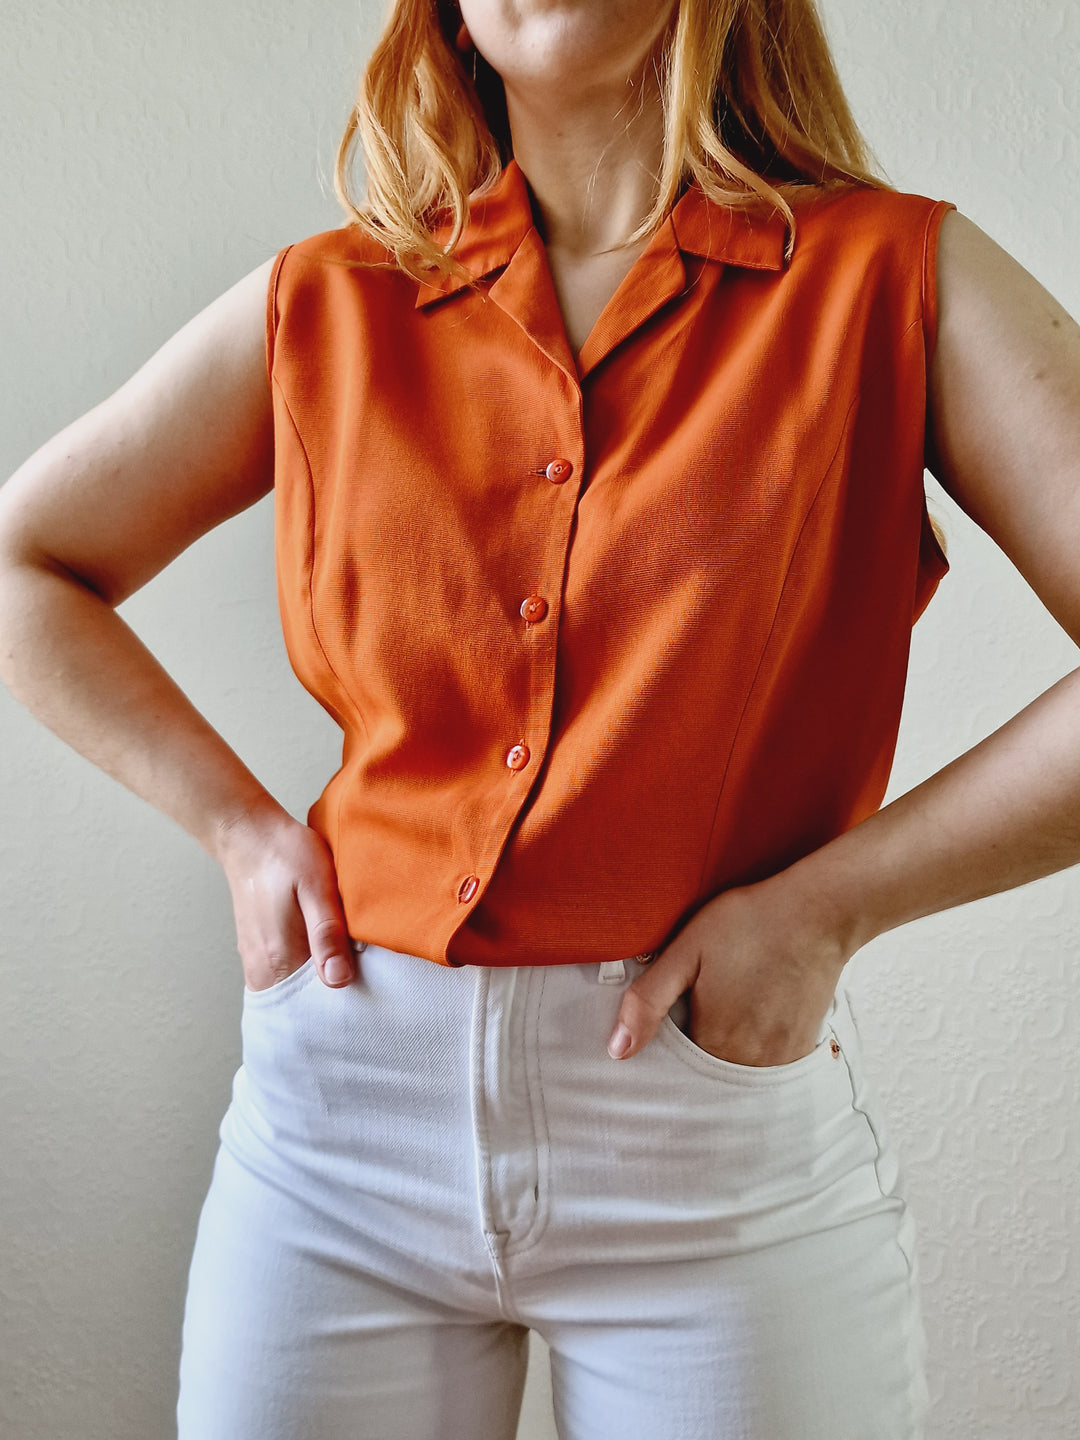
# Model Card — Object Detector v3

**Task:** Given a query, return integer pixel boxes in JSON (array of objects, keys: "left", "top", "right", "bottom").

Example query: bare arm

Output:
[
  {"left": 0, "top": 259, "right": 356, "bottom": 990},
  {"left": 786, "top": 212, "right": 1080, "bottom": 947},
  {"left": 609, "top": 211, "right": 1080, "bottom": 1063}
]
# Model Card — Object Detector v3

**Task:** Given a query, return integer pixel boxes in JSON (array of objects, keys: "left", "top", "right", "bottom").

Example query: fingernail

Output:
[
  {"left": 324, "top": 955, "right": 352, "bottom": 985},
  {"left": 608, "top": 1023, "right": 632, "bottom": 1059}
]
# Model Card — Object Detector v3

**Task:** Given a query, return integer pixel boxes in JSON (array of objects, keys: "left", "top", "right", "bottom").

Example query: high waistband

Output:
[{"left": 350, "top": 939, "right": 655, "bottom": 984}]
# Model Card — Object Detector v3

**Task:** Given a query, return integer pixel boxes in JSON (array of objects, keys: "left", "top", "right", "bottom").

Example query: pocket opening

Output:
[
  {"left": 242, "top": 954, "right": 317, "bottom": 1005},
  {"left": 659, "top": 989, "right": 841, "bottom": 1087}
]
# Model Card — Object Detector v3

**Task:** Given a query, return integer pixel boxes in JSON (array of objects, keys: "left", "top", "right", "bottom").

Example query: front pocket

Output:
[
  {"left": 242, "top": 955, "right": 317, "bottom": 1007},
  {"left": 658, "top": 989, "right": 841, "bottom": 1089}
]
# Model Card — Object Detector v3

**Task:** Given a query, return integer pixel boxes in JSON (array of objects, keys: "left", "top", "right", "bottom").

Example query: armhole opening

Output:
[
  {"left": 265, "top": 245, "right": 293, "bottom": 385},
  {"left": 920, "top": 199, "right": 957, "bottom": 368},
  {"left": 916, "top": 199, "right": 958, "bottom": 621}
]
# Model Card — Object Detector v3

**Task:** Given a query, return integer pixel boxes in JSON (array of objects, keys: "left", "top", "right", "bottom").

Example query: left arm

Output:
[{"left": 609, "top": 211, "right": 1080, "bottom": 1064}]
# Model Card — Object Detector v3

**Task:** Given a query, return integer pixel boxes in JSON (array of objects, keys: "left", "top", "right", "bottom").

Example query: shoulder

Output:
[
  {"left": 273, "top": 223, "right": 397, "bottom": 282},
  {"left": 791, "top": 183, "right": 951, "bottom": 238},
  {"left": 282, "top": 223, "right": 395, "bottom": 268},
  {"left": 788, "top": 183, "right": 955, "bottom": 278},
  {"left": 270, "top": 224, "right": 405, "bottom": 311},
  {"left": 778, "top": 184, "right": 956, "bottom": 344},
  {"left": 267, "top": 224, "right": 414, "bottom": 368}
]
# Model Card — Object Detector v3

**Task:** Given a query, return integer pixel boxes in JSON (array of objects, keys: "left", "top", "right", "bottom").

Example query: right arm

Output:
[{"left": 0, "top": 258, "right": 356, "bottom": 990}]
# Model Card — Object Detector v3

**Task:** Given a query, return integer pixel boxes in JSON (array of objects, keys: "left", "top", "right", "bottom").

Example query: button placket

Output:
[
  {"left": 450, "top": 433, "right": 579, "bottom": 933},
  {"left": 503, "top": 444, "right": 577, "bottom": 816}
]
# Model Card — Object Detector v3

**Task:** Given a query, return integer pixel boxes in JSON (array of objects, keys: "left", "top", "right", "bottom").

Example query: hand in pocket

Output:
[
  {"left": 607, "top": 876, "right": 851, "bottom": 1065},
  {"left": 217, "top": 800, "right": 355, "bottom": 993}
]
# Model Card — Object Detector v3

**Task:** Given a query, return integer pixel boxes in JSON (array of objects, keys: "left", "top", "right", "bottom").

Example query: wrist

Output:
[
  {"left": 751, "top": 852, "right": 870, "bottom": 973},
  {"left": 773, "top": 841, "right": 883, "bottom": 963},
  {"left": 208, "top": 789, "right": 292, "bottom": 868}
]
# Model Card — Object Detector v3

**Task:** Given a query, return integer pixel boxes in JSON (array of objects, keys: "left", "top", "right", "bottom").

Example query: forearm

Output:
[
  {"left": 782, "top": 664, "right": 1080, "bottom": 955},
  {"left": 0, "top": 558, "right": 280, "bottom": 860}
]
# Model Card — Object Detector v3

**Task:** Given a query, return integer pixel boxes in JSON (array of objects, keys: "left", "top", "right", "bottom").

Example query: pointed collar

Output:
[
  {"left": 414, "top": 159, "right": 789, "bottom": 308},
  {"left": 670, "top": 185, "right": 789, "bottom": 271}
]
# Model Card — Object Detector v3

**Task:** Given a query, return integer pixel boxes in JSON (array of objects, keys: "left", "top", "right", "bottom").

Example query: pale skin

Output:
[{"left": 1, "top": 0, "right": 1080, "bottom": 1068}]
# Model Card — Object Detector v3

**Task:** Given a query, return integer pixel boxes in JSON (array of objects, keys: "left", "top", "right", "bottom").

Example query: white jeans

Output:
[{"left": 177, "top": 942, "right": 928, "bottom": 1439}]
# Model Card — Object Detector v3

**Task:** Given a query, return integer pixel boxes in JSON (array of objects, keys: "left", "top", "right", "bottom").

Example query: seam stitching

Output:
[
  {"left": 506, "top": 965, "right": 553, "bottom": 1257},
  {"left": 271, "top": 375, "right": 371, "bottom": 748},
  {"left": 838, "top": 1042, "right": 924, "bottom": 1435}
]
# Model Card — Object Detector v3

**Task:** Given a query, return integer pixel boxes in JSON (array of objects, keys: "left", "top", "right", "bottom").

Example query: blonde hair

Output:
[{"left": 335, "top": 0, "right": 888, "bottom": 283}]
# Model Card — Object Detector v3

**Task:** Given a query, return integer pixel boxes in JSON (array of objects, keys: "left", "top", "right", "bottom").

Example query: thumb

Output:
[
  {"left": 608, "top": 945, "right": 702, "bottom": 1060},
  {"left": 296, "top": 877, "right": 355, "bottom": 988}
]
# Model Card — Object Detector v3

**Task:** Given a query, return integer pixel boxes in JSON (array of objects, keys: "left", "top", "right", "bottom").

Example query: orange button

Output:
[
  {"left": 545, "top": 459, "right": 573, "bottom": 484},
  {"left": 506, "top": 744, "right": 530, "bottom": 771},
  {"left": 457, "top": 875, "right": 479, "bottom": 904},
  {"left": 520, "top": 595, "right": 549, "bottom": 623}
]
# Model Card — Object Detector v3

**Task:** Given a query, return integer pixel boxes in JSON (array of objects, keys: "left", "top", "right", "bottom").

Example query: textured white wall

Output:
[
  {"left": 0, "top": 2, "right": 1077, "bottom": 1438},
  {"left": 826, "top": 3, "right": 1080, "bottom": 1434}
]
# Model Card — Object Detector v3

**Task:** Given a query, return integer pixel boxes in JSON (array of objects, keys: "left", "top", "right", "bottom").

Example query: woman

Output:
[{"left": 1, "top": 0, "right": 1078, "bottom": 1436}]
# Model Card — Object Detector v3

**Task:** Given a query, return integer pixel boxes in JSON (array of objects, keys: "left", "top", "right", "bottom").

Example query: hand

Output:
[
  {"left": 607, "top": 874, "right": 852, "bottom": 1064},
  {"left": 215, "top": 799, "right": 355, "bottom": 993}
]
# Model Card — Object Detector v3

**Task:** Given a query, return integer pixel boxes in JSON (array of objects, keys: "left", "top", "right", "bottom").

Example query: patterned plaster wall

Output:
[
  {"left": 824, "top": 2, "right": 1080, "bottom": 1434},
  {"left": 0, "top": 2, "right": 1076, "bottom": 1437}
]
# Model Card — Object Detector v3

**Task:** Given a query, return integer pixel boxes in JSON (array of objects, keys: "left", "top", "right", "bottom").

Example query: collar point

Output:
[{"left": 672, "top": 186, "right": 791, "bottom": 271}]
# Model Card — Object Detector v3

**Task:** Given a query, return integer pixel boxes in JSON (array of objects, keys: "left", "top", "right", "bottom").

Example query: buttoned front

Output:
[{"left": 268, "top": 161, "right": 954, "bottom": 968}]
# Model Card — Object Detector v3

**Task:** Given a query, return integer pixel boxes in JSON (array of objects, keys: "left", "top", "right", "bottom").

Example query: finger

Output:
[
  {"left": 296, "top": 877, "right": 354, "bottom": 987},
  {"left": 608, "top": 945, "right": 701, "bottom": 1060}
]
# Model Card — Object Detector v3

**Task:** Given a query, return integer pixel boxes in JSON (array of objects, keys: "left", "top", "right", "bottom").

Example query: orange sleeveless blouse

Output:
[{"left": 267, "top": 160, "right": 954, "bottom": 967}]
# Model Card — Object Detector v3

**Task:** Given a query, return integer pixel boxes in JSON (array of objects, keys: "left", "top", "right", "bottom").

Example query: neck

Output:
[{"left": 505, "top": 77, "right": 666, "bottom": 260}]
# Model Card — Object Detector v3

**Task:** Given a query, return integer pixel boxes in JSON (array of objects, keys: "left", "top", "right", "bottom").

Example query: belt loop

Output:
[{"left": 597, "top": 958, "right": 626, "bottom": 984}]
